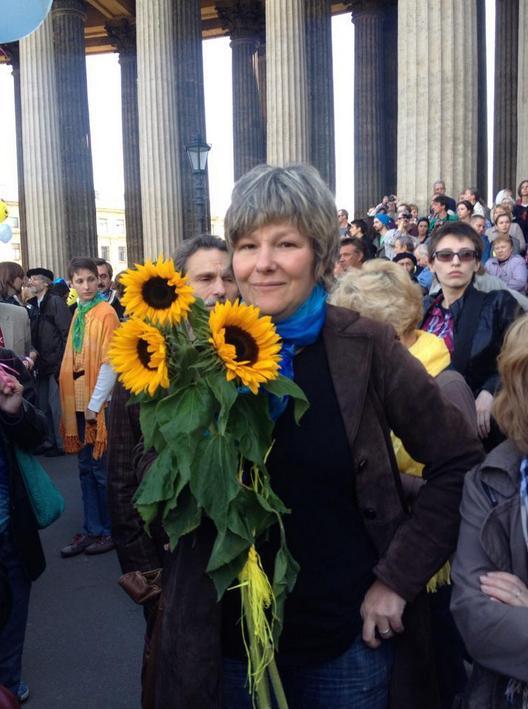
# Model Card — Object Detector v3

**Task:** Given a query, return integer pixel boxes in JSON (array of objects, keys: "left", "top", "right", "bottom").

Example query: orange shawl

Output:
[{"left": 59, "top": 301, "right": 119, "bottom": 459}]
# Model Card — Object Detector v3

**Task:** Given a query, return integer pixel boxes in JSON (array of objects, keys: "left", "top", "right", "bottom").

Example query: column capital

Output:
[
  {"left": 0, "top": 42, "right": 20, "bottom": 69},
  {"left": 346, "top": 0, "right": 394, "bottom": 21},
  {"left": 106, "top": 17, "right": 136, "bottom": 57},
  {"left": 215, "top": 0, "right": 265, "bottom": 42},
  {"left": 51, "top": 0, "right": 86, "bottom": 20}
]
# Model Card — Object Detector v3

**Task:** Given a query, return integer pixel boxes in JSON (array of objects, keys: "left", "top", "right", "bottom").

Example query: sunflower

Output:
[
  {"left": 109, "top": 319, "right": 169, "bottom": 396},
  {"left": 120, "top": 256, "right": 195, "bottom": 326},
  {"left": 209, "top": 300, "right": 281, "bottom": 394}
]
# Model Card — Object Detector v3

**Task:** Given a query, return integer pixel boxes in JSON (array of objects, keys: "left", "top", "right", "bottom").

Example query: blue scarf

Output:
[{"left": 269, "top": 284, "right": 327, "bottom": 419}]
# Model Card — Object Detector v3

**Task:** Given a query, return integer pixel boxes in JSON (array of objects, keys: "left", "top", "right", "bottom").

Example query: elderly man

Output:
[
  {"left": 106, "top": 234, "right": 239, "bottom": 706},
  {"left": 27, "top": 267, "right": 72, "bottom": 456}
]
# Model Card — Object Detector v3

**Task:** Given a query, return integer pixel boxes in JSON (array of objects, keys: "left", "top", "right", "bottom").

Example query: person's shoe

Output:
[
  {"left": 17, "top": 681, "right": 30, "bottom": 703},
  {"left": 85, "top": 536, "right": 115, "bottom": 555},
  {"left": 44, "top": 447, "right": 65, "bottom": 457},
  {"left": 60, "top": 534, "right": 95, "bottom": 558},
  {"left": 35, "top": 443, "right": 52, "bottom": 455}
]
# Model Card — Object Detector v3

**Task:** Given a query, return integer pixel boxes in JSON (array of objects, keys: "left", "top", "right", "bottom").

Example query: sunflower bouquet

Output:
[{"left": 108, "top": 256, "right": 308, "bottom": 707}]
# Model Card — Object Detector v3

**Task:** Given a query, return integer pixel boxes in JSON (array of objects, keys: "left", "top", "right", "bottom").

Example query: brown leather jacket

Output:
[{"left": 153, "top": 305, "right": 484, "bottom": 709}]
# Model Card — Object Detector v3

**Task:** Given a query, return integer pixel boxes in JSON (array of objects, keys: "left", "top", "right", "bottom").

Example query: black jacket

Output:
[
  {"left": 1, "top": 349, "right": 48, "bottom": 580},
  {"left": 28, "top": 291, "right": 72, "bottom": 377},
  {"left": 422, "top": 284, "right": 520, "bottom": 397}
]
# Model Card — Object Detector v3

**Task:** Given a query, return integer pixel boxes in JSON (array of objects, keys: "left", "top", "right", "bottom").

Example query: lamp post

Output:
[{"left": 185, "top": 133, "right": 211, "bottom": 235}]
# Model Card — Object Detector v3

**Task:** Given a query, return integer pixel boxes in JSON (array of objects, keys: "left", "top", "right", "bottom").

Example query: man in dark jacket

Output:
[
  {"left": 0, "top": 349, "right": 48, "bottom": 703},
  {"left": 27, "top": 268, "right": 72, "bottom": 457}
]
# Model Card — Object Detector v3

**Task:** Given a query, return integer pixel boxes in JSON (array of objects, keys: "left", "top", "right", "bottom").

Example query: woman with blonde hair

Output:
[{"left": 451, "top": 314, "right": 528, "bottom": 708}]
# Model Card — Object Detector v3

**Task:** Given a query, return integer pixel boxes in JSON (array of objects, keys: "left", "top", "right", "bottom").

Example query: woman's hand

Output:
[
  {"left": 480, "top": 572, "right": 528, "bottom": 607},
  {"left": 0, "top": 374, "right": 23, "bottom": 416},
  {"left": 360, "top": 579, "right": 406, "bottom": 648},
  {"left": 475, "top": 390, "right": 494, "bottom": 439}
]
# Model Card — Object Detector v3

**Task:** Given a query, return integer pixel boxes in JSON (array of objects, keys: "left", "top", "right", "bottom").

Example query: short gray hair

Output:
[
  {"left": 395, "top": 235, "right": 416, "bottom": 252},
  {"left": 173, "top": 234, "right": 227, "bottom": 274},
  {"left": 224, "top": 164, "right": 339, "bottom": 291}
]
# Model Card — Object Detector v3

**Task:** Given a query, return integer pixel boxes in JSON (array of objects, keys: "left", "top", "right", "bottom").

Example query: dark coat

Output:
[
  {"left": 107, "top": 381, "right": 164, "bottom": 574},
  {"left": 28, "top": 291, "right": 72, "bottom": 377},
  {"left": 422, "top": 284, "right": 520, "bottom": 396},
  {"left": 451, "top": 440, "right": 528, "bottom": 708},
  {"left": 149, "top": 305, "right": 484, "bottom": 709},
  {"left": 1, "top": 349, "right": 48, "bottom": 580}
]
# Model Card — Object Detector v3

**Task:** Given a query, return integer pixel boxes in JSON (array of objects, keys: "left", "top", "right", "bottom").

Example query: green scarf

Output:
[{"left": 72, "top": 293, "right": 104, "bottom": 353}]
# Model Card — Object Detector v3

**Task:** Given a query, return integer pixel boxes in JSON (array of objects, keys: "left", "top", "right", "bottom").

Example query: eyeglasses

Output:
[{"left": 433, "top": 249, "right": 477, "bottom": 263}]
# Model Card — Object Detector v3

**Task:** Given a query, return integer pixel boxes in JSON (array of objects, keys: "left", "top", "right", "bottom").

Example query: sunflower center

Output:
[
  {"left": 142, "top": 277, "right": 177, "bottom": 309},
  {"left": 137, "top": 338, "right": 157, "bottom": 370},
  {"left": 224, "top": 326, "right": 259, "bottom": 364}
]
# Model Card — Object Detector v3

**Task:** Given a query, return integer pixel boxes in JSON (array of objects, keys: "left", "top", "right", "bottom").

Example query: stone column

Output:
[
  {"left": 173, "top": 0, "right": 210, "bottom": 237},
  {"left": 136, "top": 0, "right": 183, "bottom": 257},
  {"left": 266, "top": 0, "right": 309, "bottom": 165},
  {"left": 517, "top": 0, "right": 528, "bottom": 185},
  {"left": 52, "top": 0, "right": 97, "bottom": 259},
  {"left": 382, "top": 0, "right": 397, "bottom": 196},
  {"left": 494, "top": 0, "right": 519, "bottom": 196},
  {"left": 106, "top": 19, "right": 144, "bottom": 265},
  {"left": 349, "top": 1, "right": 386, "bottom": 217},
  {"left": 476, "top": 0, "right": 488, "bottom": 201},
  {"left": 216, "top": 1, "right": 266, "bottom": 180},
  {"left": 1, "top": 42, "right": 29, "bottom": 269},
  {"left": 19, "top": 14, "right": 67, "bottom": 275},
  {"left": 397, "top": 0, "right": 478, "bottom": 213},
  {"left": 305, "top": 0, "right": 335, "bottom": 191}
]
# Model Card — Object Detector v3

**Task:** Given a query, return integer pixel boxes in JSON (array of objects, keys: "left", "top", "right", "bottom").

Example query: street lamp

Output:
[{"left": 185, "top": 133, "right": 211, "bottom": 235}]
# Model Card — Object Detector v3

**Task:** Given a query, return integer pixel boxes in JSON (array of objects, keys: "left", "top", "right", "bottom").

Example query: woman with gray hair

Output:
[{"left": 207, "top": 164, "right": 482, "bottom": 709}]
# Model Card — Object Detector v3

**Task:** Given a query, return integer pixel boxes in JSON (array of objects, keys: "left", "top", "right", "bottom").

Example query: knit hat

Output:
[
  {"left": 374, "top": 213, "right": 391, "bottom": 227},
  {"left": 393, "top": 252, "right": 417, "bottom": 267}
]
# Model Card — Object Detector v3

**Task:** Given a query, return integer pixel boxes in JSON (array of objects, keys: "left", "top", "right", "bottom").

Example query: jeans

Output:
[
  {"left": 223, "top": 635, "right": 393, "bottom": 709},
  {"left": 77, "top": 413, "right": 111, "bottom": 537},
  {"left": 0, "top": 530, "right": 31, "bottom": 695},
  {"left": 37, "top": 374, "right": 64, "bottom": 449}
]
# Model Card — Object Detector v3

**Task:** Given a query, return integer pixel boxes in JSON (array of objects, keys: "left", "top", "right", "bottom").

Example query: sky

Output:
[{"left": 0, "top": 8, "right": 494, "bottom": 218}]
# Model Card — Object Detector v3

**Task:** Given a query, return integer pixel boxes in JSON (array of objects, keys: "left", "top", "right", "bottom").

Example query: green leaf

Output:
[
  {"left": 227, "top": 486, "right": 275, "bottom": 542},
  {"left": 206, "top": 370, "right": 238, "bottom": 435},
  {"left": 265, "top": 375, "right": 309, "bottom": 424},
  {"left": 139, "top": 400, "right": 158, "bottom": 450},
  {"left": 272, "top": 544, "right": 299, "bottom": 646},
  {"left": 133, "top": 447, "right": 176, "bottom": 527},
  {"left": 189, "top": 434, "right": 239, "bottom": 531},
  {"left": 208, "top": 547, "right": 249, "bottom": 600},
  {"left": 156, "top": 381, "right": 215, "bottom": 436},
  {"left": 163, "top": 485, "right": 202, "bottom": 549},
  {"left": 162, "top": 431, "right": 198, "bottom": 481},
  {"left": 228, "top": 394, "right": 274, "bottom": 466}
]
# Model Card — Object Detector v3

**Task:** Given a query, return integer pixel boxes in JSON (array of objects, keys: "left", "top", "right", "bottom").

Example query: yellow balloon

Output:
[
  {"left": 0, "top": 201, "right": 7, "bottom": 224},
  {"left": 66, "top": 288, "right": 78, "bottom": 306}
]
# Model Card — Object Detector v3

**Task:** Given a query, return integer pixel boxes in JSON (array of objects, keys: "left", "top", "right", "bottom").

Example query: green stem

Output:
[
  {"left": 267, "top": 657, "right": 289, "bottom": 709},
  {"left": 244, "top": 604, "right": 273, "bottom": 709}
]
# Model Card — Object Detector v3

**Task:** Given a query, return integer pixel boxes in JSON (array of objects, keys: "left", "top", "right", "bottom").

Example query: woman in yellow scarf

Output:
[{"left": 59, "top": 258, "right": 119, "bottom": 558}]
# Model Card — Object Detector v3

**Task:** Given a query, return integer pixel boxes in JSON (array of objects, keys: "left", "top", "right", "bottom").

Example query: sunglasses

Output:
[{"left": 433, "top": 249, "right": 477, "bottom": 263}]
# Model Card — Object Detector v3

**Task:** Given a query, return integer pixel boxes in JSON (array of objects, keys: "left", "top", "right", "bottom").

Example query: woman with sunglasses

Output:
[{"left": 422, "top": 222, "right": 520, "bottom": 451}]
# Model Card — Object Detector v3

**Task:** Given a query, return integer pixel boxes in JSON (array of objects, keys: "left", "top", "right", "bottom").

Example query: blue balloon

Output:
[
  {"left": 0, "top": 223, "right": 12, "bottom": 244},
  {"left": 0, "top": 0, "right": 53, "bottom": 43}
]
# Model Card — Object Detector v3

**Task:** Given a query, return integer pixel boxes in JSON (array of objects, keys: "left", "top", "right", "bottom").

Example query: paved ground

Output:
[{"left": 22, "top": 453, "right": 145, "bottom": 708}]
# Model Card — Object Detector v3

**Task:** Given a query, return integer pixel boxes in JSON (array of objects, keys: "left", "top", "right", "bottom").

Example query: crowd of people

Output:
[{"left": 0, "top": 167, "right": 527, "bottom": 708}]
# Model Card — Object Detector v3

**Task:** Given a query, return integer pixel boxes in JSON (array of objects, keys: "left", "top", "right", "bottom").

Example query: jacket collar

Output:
[
  {"left": 480, "top": 439, "right": 523, "bottom": 497},
  {"left": 323, "top": 305, "right": 372, "bottom": 452}
]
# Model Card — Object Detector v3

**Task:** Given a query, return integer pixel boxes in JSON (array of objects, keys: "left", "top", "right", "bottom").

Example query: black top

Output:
[{"left": 222, "top": 337, "right": 377, "bottom": 663}]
